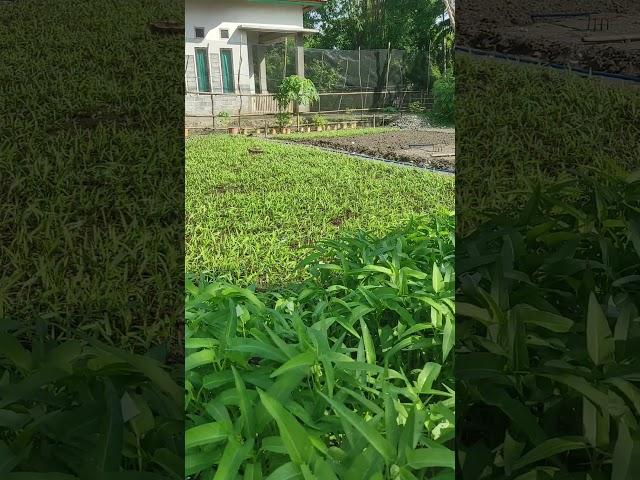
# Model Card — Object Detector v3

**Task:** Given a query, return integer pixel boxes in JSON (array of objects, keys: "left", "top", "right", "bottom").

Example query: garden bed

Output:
[
  {"left": 186, "top": 135, "right": 454, "bottom": 285},
  {"left": 459, "top": 0, "right": 640, "bottom": 77},
  {"left": 293, "top": 129, "right": 455, "bottom": 172}
]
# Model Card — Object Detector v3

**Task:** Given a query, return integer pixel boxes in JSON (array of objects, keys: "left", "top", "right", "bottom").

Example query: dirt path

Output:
[{"left": 296, "top": 130, "right": 455, "bottom": 172}]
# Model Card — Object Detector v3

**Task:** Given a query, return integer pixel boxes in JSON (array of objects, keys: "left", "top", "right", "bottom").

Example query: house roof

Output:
[
  {"left": 247, "top": 0, "right": 327, "bottom": 9},
  {"left": 238, "top": 24, "right": 319, "bottom": 34}
]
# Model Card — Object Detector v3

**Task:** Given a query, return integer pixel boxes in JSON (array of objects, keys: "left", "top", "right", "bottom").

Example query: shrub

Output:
[
  {"left": 275, "top": 112, "right": 292, "bottom": 129},
  {"left": 274, "top": 75, "right": 319, "bottom": 113},
  {"left": 383, "top": 106, "right": 398, "bottom": 114},
  {"left": 432, "top": 72, "right": 454, "bottom": 124},
  {"left": 0, "top": 324, "right": 183, "bottom": 476},
  {"left": 312, "top": 114, "right": 328, "bottom": 127},
  {"left": 185, "top": 216, "right": 456, "bottom": 479},
  {"left": 457, "top": 171, "right": 640, "bottom": 476},
  {"left": 408, "top": 101, "right": 425, "bottom": 114}
]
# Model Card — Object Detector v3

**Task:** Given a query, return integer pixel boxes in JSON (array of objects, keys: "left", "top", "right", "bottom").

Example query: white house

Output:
[{"left": 185, "top": 0, "right": 326, "bottom": 119}]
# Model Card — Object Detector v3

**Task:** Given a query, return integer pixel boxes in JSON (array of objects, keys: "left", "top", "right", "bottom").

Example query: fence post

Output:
[{"left": 373, "top": 114, "right": 376, "bottom": 128}]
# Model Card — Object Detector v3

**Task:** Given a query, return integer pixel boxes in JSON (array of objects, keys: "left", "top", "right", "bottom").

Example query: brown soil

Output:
[
  {"left": 299, "top": 130, "right": 455, "bottom": 172},
  {"left": 458, "top": 0, "right": 640, "bottom": 77}
]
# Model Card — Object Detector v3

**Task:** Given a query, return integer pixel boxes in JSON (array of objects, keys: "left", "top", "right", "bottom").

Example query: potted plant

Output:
[
  {"left": 276, "top": 112, "right": 292, "bottom": 134},
  {"left": 217, "top": 111, "right": 230, "bottom": 129},
  {"left": 312, "top": 114, "right": 328, "bottom": 132},
  {"left": 274, "top": 75, "right": 319, "bottom": 133}
]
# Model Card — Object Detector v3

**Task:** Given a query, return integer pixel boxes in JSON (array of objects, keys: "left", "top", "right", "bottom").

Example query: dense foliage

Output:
[
  {"left": 304, "top": 0, "right": 453, "bottom": 89},
  {"left": 185, "top": 216, "right": 455, "bottom": 479},
  {"left": 457, "top": 172, "right": 640, "bottom": 478},
  {"left": 430, "top": 72, "right": 454, "bottom": 125},
  {"left": 0, "top": 321, "right": 183, "bottom": 478},
  {"left": 456, "top": 54, "right": 640, "bottom": 234}
]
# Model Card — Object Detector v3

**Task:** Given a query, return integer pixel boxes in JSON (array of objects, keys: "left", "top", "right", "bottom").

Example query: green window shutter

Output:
[
  {"left": 195, "top": 48, "right": 211, "bottom": 92},
  {"left": 220, "top": 49, "right": 235, "bottom": 93}
]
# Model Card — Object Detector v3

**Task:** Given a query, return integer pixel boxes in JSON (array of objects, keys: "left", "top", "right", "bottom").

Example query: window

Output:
[
  {"left": 194, "top": 27, "right": 205, "bottom": 38},
  {"left": 194, "top": 48, "right": 211, "bottom": 92},
  {"left": 220, "top": 49, "right": 235, "bottom": 94},
  {"left": 220, "top": 29, "right": 229, "bottom": 39}
]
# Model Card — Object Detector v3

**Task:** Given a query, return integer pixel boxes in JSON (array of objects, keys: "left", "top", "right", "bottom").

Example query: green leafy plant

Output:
[
  {"left": 312, "top": 114, "right": 328, "bottom": 127},
  {"left": 307, "top": 59, "right": 342, "bottom": 93},
  {"left": 216, "top": 111, "right": 230, "bottom": 128},
  {"left": 0, "top": 322, "right": 183, "bottom": 478},
  {"left": 274, "top": 75, "right": 320, "bottom": 114},
  {"left": 383, "top": 106, "right": 398, "bottom": 114},
  {"left": 431, "top": 72, "right": 454, "bottom": 125},
  {"left": 408, "top": 101, "right": 425, "bottom": 114},
  {"left": 185, "top": 135, "right": 454, "bottom": 285},
  {"left": 457, "top": 171, "right": 640, "bottom": 478},
  {"left": 275, "top": 112, "right": 292, "bottom": 129},
  {"left": 185, "top": 216, "right": 455, "bottom": 479}
]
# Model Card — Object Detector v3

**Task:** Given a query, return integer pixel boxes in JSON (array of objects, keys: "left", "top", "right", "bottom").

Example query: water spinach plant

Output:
[
  {"left": 185, "top": 216, "right": 455, "bottom": 479},
  {"left": 457, "top": 171, "right": 640, "bottom": 479}
]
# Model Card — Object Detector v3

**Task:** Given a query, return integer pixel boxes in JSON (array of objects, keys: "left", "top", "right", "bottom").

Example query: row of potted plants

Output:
[{"left": 226, "top": 118, "right": 361, "bottom": 135}]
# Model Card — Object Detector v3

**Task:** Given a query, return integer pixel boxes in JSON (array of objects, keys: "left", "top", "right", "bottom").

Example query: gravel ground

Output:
[{"left": 387, "top": 114, "right": 433, "bottom": 130}]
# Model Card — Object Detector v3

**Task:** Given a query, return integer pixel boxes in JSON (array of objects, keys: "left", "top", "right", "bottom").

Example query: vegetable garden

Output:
[{"left": 185, "top": 132, "right": 456, "bottom": 479}]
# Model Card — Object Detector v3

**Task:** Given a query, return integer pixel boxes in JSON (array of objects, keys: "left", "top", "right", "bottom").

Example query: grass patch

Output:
[
  {"left": 457, "top": 53, "right": 640, "bottom": 233},
  {"left": 274, "top": 126, "right": 398, "bottom": 140},
  {"left": 0, "top": 0, "right": 184, "bottom": 350},
  {"left": 186, "top": 135, "right": 454, "bottom": 285}
]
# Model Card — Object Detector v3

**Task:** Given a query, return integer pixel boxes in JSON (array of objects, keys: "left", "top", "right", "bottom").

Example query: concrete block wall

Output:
[
  {"left": 185, "top": 55, "right": 197, "bottom": 92},
  {"left": 209, "top": 52, "right": 223, "bottom": 94}
]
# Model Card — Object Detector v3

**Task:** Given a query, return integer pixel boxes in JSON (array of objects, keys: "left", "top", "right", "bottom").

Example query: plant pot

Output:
[
  {"left": 342, "top": 122, "right": 350, "bottom": 130},
  {"left": 351, "top": 121, "right": 358, "bottom": 129},
  {"left": 270, "top": 128, "right": 277, "bottom": 135},
  {"left": 315, "top": 126, "right": 323, "bottom": 132},
  {"left": 281, "top": 127, "right": 291, "bottom": 134},
  {"left": 184, "top": 128, "right": 189, "bottom": 138},
  {"left": 228, "top": 127, "right": 239, "bottom": 135}
]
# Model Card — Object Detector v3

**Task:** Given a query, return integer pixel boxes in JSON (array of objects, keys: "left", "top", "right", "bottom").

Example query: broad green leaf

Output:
[
  {"left": 511, "top": 438, "right": 587, "bottom": 471},
  {"left": 432, "top": 263, "right": 444, "bottom": 293},
  {"left": 0, "top": 335, "right": 32, "bottom": 371},
  {"left": 185, "top": 422, "right": 227, "bottom": 450},
  {"left": 213, "top": 438, "right": 254, "bottom": 480},
  {"left": 228, "top": 338, "right": 289, "bottom": 363},
  {"left": 185, "top": 349, "right": 215, "bottom": 371},
  {"left": 270, "top": 351, "right": 316, "bottom": 378},
  {"left": 586, "top": 292, "right": 614, "bottom": 366},
  {"left": 360, "top": 319, "right": 376, "bottom": 366},
  {"left": 442, "top": 316, "right": 454, "bottom": 361},
  {"left": 612, "top": 419, "right": 633, "bottom": 480},
  {"left": 513, "top": 305, "right": 574, "bottom": 333},
  {"left": 258, "top": 389, "right": 314, "bottom": 464},
  {"left": 265, "top": 462, "right": 302, "bottom": 480},
  {"left": 232, "top": 366, "right": 255, "bottom": 438},
  {"left": 406, "top": 447, "right": 455, "bottom": 470},
  {"left": 320, "top": 392, "right": 396, "bottom": 463},
  {"left": 95, "top": 380, "right": 123, "bottom": 472}
]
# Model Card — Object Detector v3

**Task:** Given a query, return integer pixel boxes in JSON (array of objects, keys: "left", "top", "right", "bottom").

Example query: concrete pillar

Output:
[
  {"left": 257, "top": 46, "right": 268, "bottom": 94},
  {"left": 295, "top": 32, "right": 308, "bottom": 112}
]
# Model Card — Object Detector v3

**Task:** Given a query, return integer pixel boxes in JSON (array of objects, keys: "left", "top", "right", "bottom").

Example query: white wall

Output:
[{"left": 185, "top": 0, "right": 304, "bottom": 94}]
